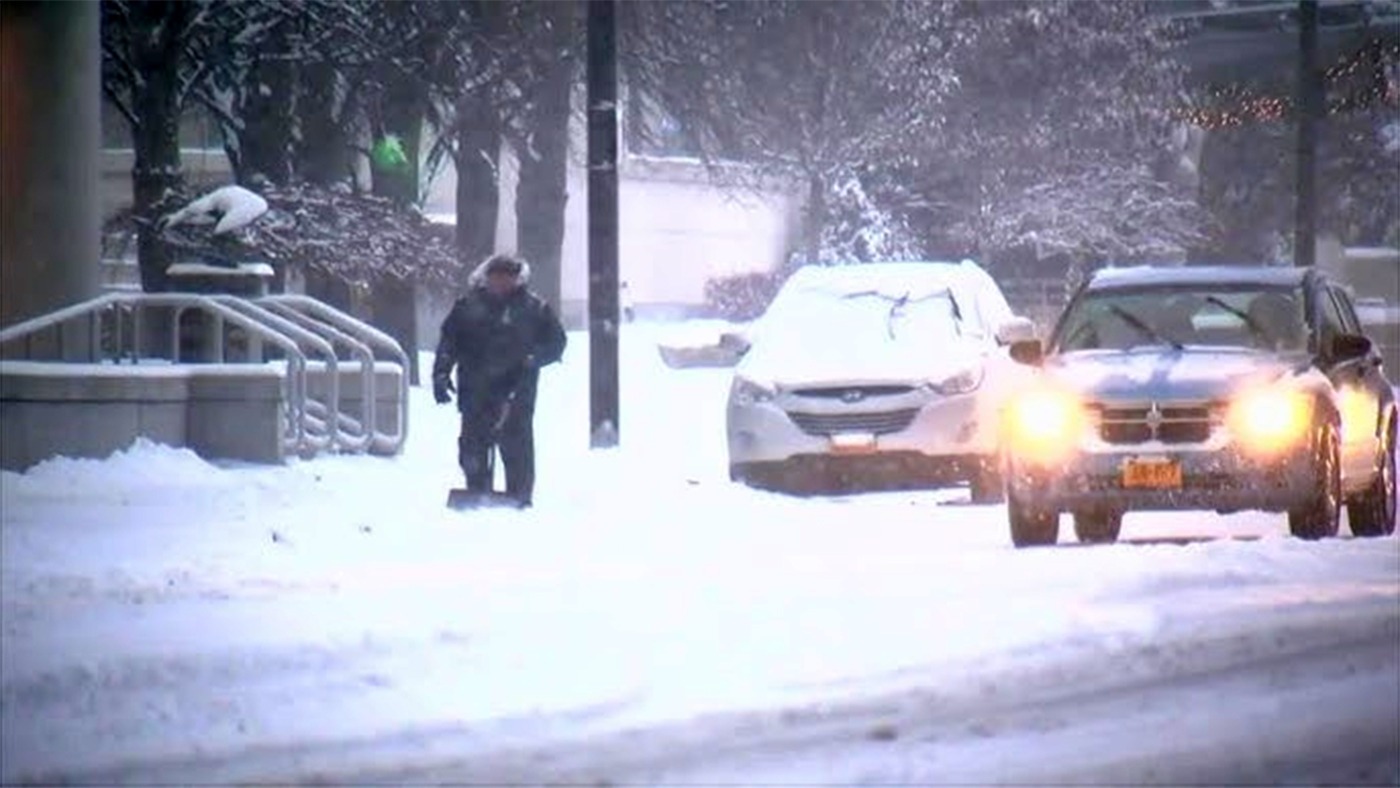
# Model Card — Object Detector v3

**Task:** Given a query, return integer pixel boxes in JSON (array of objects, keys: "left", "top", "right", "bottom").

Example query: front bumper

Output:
[
  {"left": 727, "top": 388, "right": 998, "bottom": 467},
  {"left": 1006, "top": 444, "right": 1316, "bottom": 513}
]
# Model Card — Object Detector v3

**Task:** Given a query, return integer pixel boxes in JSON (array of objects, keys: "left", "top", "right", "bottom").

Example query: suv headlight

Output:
[
  {"left": 1004, "top": 386, "right": 1087, "bottom": 463},
  {"left": 928, "top": 364, "right": 985, "bottom": 396},
  {"left": 1227, "top": 386, "right": 1312, "bottom": 454},
  {"left": 731, "top": 377, "right": 776, "bottom": 406}
]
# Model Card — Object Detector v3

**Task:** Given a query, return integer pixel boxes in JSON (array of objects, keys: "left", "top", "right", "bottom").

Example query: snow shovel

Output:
[{"left": 446, "top": 381, "right": 524, "bottom": 511}]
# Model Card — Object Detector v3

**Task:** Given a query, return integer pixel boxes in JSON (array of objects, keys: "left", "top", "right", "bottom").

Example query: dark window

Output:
[
  {"left": 1317, "top": 284, "right": 1348, "bottom": 349},
  {"left": 1327, "top": 286, "right": 1363, "bottom": 334}
]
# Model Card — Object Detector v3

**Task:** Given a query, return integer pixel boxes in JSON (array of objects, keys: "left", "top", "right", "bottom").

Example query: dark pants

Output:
[{"left": 457, "top": 372, "right": 538, "bottom": 503}]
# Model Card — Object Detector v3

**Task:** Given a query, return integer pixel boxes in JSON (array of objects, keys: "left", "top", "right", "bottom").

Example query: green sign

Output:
[{"left": 371, "top": 135, "right": 409, "bottom": 171}]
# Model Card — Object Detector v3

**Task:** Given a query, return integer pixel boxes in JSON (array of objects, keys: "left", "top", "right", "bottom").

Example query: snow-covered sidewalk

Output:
[{"left": 3, "top": 323, "right": 1397, "bottom": 783}]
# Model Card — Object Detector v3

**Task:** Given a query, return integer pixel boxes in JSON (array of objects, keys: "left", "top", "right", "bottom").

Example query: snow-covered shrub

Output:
[
  {"left": 703, "top": 271, "right": 786, "bottom": 321},
  {"left": 815, "top": 172, "right": 926, "bottom": 264}
]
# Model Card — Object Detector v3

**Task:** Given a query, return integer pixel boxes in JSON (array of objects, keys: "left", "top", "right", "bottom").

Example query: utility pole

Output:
[
  {"left": 587, "top": 0, "right": 620, "bottom": 448},
  {"left": 1294, "top": 0, "right": 1321, "bottom": 267}
]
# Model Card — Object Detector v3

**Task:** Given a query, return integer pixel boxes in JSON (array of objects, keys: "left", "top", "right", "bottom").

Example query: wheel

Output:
[
  {"left": 1008, "top": 492, "right": 1058, "bottom": 547},
  {"left": 1289, "top": 422, "right": 1341, "bottom": 540},
  {"left": 1348, "top": 422, "right": 1396, "bottom": 537},
  {"left": 1073, "top": 509, "right": 1122, "bottom": 544},
  {"left": 969, "top": 457, "right": 1005, "bottom": 504}
]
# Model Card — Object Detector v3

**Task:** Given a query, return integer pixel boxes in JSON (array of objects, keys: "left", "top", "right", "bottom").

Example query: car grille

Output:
[
  {"left": 1094, "top": 403, "right": 1218, "bottom": 445},
  {"left": 787, "top": 408, "right": 920, "bottom": 436},
  {"left": 790, "top": 385, "right": 916, "bottom": 400}
]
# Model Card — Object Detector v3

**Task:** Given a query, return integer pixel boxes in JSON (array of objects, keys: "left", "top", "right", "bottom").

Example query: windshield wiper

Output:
[
  {"left": 1203, "top": 295, "right": 1268, "bottom": 346},
  {"left": 839, "top": 288, "right": 955, "bottom": 341},
  {"left": 1108, "top": 304, "right": 1183, "bottom": 351},
  {"left": 886, "top": 291, "right": 910, "bottom": 339}
]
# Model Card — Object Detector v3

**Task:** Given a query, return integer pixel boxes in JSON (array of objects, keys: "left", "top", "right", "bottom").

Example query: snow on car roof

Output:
[
  {"left": 1087, "top": 265, "right": 1310, "bottom": 291},
  {"left": 785, "top": 260, "right": 999, "bottom": 299}
]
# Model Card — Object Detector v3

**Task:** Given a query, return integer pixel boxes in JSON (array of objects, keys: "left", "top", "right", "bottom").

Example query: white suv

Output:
[{"left": 726, "top": 260, "right": 1035, "bottom": 499}]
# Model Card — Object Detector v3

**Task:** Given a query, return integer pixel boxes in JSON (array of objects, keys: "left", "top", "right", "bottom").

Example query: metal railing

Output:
[
  {"left": 0, "top": 291, "right": 409, "bottom": 458},
  {"left": 200, "top": 296, "right": 340, "bottom": 454},
  {"left": 258, "top": 294, "right": 410, "bottom": 455}
]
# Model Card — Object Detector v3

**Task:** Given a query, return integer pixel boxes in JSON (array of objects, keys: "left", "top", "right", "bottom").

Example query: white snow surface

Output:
[{"left": 2, "top": 322, "right": 1397, "bottom": 783}]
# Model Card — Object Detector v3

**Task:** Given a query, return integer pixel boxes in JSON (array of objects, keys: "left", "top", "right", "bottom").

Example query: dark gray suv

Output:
[{"left": 1002, "top": 265, "right": 1396, "bottom": 546}]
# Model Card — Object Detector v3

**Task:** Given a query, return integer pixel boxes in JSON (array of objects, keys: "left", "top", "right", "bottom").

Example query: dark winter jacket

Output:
[{"left": 432, "top": 260, "right": 567, "bottom": 411}]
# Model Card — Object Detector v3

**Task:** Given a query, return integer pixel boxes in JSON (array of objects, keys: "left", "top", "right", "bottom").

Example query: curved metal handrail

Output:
[
  {"left": 257, "top": 294, "right": 409, "bottom": 455},
  {"left": 205, "top": 296, "right": 341, "bottom": 455},
  {"left": 1, "top": 293, "right": 315, "bottom": 455},
  {"left": 116, "top": 293, "right": 316, "bottom": 454},
  {"left": 2, "top": 291, "right": 409, "bottom": 458},
  {"left": 257, "top": 299, "right": 377, "bottom": 454}
]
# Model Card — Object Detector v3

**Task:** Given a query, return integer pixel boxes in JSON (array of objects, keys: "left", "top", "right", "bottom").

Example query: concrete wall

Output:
[{"left": 0, "top": 362, "right": 286, "bottom": 470}]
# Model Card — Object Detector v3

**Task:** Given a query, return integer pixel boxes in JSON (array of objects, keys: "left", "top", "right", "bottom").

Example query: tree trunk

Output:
[
  {"left": 803, "top": 171, "right": 826, "bottom": 265},
  {"left": 453, "top": 91, "right": 501, "bottom": 269},
  {"left": 364, "top": 74, "right": 426, "bottom": 383},
  {"left": 371, "top": 74, "right": 424, "bottom": 206},
  {"left": 296, "top": 60, "right": 352, "bottom": 186},
  {"left": 370, "top": 274, "right": 420, "bottom": 385},
  {"left": 131, "top": 38, "right": 184, "bottom": 293},
  {"left": 515, "top": 1, "right": 575, "bottom": 313},
  {"left": 236, "top": 32, "right": 297, "bottom": 186}
]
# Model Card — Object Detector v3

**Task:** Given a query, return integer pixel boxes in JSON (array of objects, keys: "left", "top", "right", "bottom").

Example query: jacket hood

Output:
[{"left": 467, "top": 257, "right": 532, "bottom": 289}]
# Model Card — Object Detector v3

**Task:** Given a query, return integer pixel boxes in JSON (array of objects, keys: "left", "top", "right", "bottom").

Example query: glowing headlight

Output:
[
  {"left": 929, "top": 365, "right": 985, "bottom": 395},
  {"left": 1004, "top": 387, "right": 1087, "bottom": 463},
  {"left": 1339, "top": 386, "right": 1376, "bottom": 444},
  {"left": 1228, "top": 387, "right": 1312, "bottom": 453},
  {"left": 731, "top": 377, "right": 776, "bottom": 406}
]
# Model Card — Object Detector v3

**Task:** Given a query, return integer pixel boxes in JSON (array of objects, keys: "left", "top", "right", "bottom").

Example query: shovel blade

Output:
[{"left": 446, "top": 488, "right": 522, "bottom": 511}]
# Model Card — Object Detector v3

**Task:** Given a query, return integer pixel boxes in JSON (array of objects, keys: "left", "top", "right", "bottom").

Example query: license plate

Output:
[
  {"left": 1122, "top": 458, "right": 1182, "bottom": 489},
  {"left": 829, "top": 432, "right": 877, "bottom": 455}
]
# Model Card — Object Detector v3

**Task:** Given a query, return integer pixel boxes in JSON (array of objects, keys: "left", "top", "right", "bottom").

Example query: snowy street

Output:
[{"left": 3, "top": 323, "right": 1398, "bottom": 784}]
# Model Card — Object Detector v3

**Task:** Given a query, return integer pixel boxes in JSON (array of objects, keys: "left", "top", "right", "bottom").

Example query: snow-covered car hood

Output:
[
  {"left": 1043, "top": 348, "right": 1296, "bottom": 402},
  {"left": 736, "top": 337, "right": 989, "bottom": 389}
]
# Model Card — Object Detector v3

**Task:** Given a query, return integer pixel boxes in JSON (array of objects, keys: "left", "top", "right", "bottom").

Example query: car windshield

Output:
[
  {"left": 758, "top": 286, "right": 965, "bottom": 350},
  {"left": 1052, "top": 284, "right": 1308, "bottom": 353}
]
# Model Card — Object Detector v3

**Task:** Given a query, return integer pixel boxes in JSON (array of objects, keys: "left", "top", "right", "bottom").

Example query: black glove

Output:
[{"left": 433, "top": 375, "right": 455, "bottom": 404}]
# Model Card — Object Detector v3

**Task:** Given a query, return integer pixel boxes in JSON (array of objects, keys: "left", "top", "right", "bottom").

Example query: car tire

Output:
[
  {"left": 1008, "top": 493, "right": 1058, "bottom": 547},
  {"left": 1073, "top": 509, "right": 1122, "bottom": 544},
  {"left": 1289, "top": 422, "right": 1341, "bottom": 540},
  {"left": 1348, "top": 422, "right": 1396, "bottom": 537},
  {"left": 969, "top": 458, "right": 1005, "bottom": 504}
]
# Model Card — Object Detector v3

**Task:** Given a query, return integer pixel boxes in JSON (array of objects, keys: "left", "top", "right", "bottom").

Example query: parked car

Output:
[
  {"left": 1002, "top": 265, "right": 1397, "bottom": 546},
  {"left": 726, "top": 260, "right": 1036, "bottom": 498}
]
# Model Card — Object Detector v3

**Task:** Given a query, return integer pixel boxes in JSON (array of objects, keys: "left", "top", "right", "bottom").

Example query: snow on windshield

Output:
[
  {"left": 758, "top": 287, "right": 964, "bottom": 349},
  {"left": 1055, "top": 285, "right": 1308, "bottom": 353}
]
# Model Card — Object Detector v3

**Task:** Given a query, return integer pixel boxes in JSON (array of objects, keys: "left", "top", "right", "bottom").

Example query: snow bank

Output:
[{"left": 1, "top": 321, "right": 1396, "bottom": 783}]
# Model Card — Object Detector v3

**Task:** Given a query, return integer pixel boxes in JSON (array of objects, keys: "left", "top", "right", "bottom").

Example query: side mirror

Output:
[
  {"left": 995, "top": 316, "right": 1037, "bottom": 346},
  {"left": 1326, "top": 332, "right": 1372, "bottom": 363},
  {"left": 1009, "top": 339, "right": 1044, "bottom": 366},
  {"left": 656, "top": 329, "right": 751, "bottom": 369}
]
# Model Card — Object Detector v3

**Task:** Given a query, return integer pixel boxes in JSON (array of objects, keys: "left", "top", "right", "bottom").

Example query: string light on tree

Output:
[{"left": 1179, "top": 39, "right": 1399, "bottom": 130}]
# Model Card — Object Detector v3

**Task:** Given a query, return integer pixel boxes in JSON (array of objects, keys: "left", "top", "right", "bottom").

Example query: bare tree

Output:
[
  {"left": 623, "top": 1, "right": 957, "bottom": 263},
  {"left": 512, "top": 0, "right": 578, "bottom": 312},
  {"left": 102, "top": 0, "right": 222, "bottom": 290}
]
